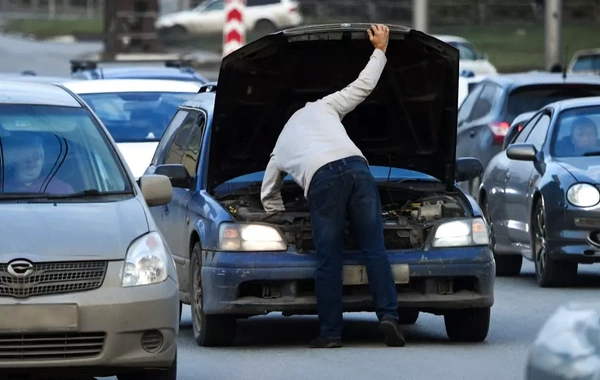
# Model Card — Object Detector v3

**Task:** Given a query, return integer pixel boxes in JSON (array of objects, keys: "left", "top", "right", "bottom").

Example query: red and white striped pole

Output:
[{"left": 223, "top": 0, "right": 246, "bottom": 57}]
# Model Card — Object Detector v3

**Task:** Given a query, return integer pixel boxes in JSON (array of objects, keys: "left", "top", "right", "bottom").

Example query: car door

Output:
[
  {"left": 487, "top": 112, "right": 542, "bottom": 248},
  {"left": 504, "top": 111, "right": 551, "bottom": 245},
  {"left": 153, "top": 110, "right": 200, "bottom": 253},
  {"left": 196, "top": 0, "right": 225, "bottom": 34}
]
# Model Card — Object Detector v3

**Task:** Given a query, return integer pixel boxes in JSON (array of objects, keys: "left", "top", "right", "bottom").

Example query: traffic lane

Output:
[
  {"left": 170, "top": 261, "right": 600, "bottom": 380},
  {"left": 0, "top": 33, "right": 220, "bottom": 81}
]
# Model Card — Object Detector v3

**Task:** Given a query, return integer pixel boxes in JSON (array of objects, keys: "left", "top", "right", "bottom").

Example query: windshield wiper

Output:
[
  {"left": 582, "top": 151, "right": 600, "bottom": 157},
  {"left": 0, "top": 189, "right": 133, "bottom": 201},
  {"left": 44, "top": 189, "right": 133, "bottom": 199}
]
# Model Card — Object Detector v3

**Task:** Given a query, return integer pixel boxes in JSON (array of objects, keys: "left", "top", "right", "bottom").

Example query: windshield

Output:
[
  {"left": 506, "top": 84, "right": 600, "bottom": 121},
  {"left": 213, "top": 166, "right": 439, "bottom": 194},
  {"left": 0, "top": 104, "right": 132, "bottom": 197},
  {"left": 79, "top": 92, "right": 195, "bottom": 143},
  {"left": 551, "top": 105, "right": 600, "bottom": 157}
]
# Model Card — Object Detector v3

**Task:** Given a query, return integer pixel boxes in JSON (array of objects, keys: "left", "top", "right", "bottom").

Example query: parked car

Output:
[
  {"left": 526, "top": 302, "right": 600, "bottom": 380},
  {"left": 70, "top": 59, "right": 209, "bottom": 85},
  {"left": 0, "top": 80, "right": 178, "bottom": 379},
  {"left": 456, "top": 72, "right": 600, "bottom": 199},
  {"left": 479, "top": 96, "right": 600, "bottom": 287},
  {"left": 61, "top": 79, "right": 201, "bottom": 179},
  {"left": 156, "top": 0, "right": 303, "bottom": 38},
  {"left": 433, "top": 35, "right": 497, "bottom": 76},
  {"left": 144, "top": 23, "right": 495, "bottom": 347},
  {"left": 567, "top": 48, "right": 600, "bottom": 76}
]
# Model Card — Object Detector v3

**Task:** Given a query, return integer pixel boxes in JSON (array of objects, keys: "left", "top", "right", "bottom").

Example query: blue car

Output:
[
  {"left": 70, "top": 59, "right": 208, "bottom": 84},
  {"left": 145, "top": 23, "right": 496, "bottom": 347}
]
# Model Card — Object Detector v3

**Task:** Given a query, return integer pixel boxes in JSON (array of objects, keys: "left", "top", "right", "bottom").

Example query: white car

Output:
[
  {"left": 434, "top": 34, "right": 498, "bottom": 76},
  {"left": 62, "top": 79, "right": 201, "bottom": 179},
  {"left": 567, "top": 48, "right": 600, "bottom": 75},
  {"left": 156, "top": 0, "right": 303, "bottom": 38}
]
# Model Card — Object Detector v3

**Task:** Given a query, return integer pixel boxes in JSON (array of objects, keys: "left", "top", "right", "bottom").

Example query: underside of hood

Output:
[{"left": 208, "top": 23, "right": 460, "bottom": 193}]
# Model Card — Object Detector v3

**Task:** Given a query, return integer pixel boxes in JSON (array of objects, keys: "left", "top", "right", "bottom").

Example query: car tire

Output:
[
  {"left": 169, "top": 25, "right": 188, "bottom": 40},
  {"left": 444, "top": 307, "right": 490, "bottom": 342},
  {"left": 117, "top": 350, "right": 177, "bottom": 380},
  {"left": 253, "top": 19, "right": 277, "bottom": 35},
  {"left": 481, "top": 196, "right": 522, "bottom": 277},
  {"left": 397, "top": 309, "right": 419, "bottom": 325},
  {"left": 532, "top": 199, "right": 578, "bottom": 287},
  {"left": 190, "top": 242, "right": 237, "bottom": 347}
]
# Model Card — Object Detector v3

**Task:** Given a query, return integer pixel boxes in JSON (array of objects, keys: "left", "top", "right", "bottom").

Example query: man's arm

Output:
[
  {"left": 261, "top": 154, "right": 286, "bottom": 212},
  {"left": 321, "top": 24, "right": 390, "bottom": 119}
]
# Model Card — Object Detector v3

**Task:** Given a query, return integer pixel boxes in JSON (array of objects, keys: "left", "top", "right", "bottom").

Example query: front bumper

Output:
[
  {"left": 547, "top": 207, "right": 600, "bottom": 263},
  {"left": 202, "top": 246, "right": 495, "bottom": 316},
  {"left": 0, "top": 261, "right": 179, "bottom": 377}
]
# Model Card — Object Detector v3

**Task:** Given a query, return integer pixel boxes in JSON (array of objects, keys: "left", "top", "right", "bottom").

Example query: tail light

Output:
[{"left": 489, "top": 121, "right": 510, "bottom": 144}]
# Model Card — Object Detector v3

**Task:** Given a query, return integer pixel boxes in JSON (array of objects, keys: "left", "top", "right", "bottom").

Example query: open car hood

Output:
[{"left": 208, "top": 23, "right": 459, "bottom": 193}]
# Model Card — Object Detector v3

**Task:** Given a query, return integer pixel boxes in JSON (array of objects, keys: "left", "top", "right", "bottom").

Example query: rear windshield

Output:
[
  {"left": 0, "top": 104, "right": 132, "bottom": 197},
  {"left": 571, "top": 54, "right": 600, "bottom": 73},
  {"left": 506, "top": 84, "right": 600, "bottom": 121}
]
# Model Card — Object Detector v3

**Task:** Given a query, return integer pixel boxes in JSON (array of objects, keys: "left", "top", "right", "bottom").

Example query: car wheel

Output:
[
  {"left": 481, "top": 196, "right": 522, "bottom": 276},
  {"left": 118, "top": 350, "right": 177, "bottom": 380},
  {"left": 190, "top": 242, "right": 237, "bottom": 346},
  {"left": 169, "top": 25, "right": 188, "bottom": 40},
  {"left": 444, "top": 307, "right": 490, "bottom": 342},
  {"left": 533, "top": 199, "right": 578, "bottom": 287},
  {"left": 397, "top": 309, "right": 419, "bottom": 324},
  {"left": 253, "top": 19, "right": 277, "bottom": 35}
]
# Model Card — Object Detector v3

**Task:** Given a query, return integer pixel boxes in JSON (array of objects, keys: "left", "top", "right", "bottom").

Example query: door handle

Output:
[
  {"left": 469, "top": 130, "right": 476, "bottom": 138},
  {"left": 505, "top": 172, "right": 511, "bottom": 181}
]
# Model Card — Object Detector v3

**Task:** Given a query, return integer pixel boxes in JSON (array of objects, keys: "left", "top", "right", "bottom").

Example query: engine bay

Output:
[{"left": 218, "top": 185, "right": 467, "bottom": 252}]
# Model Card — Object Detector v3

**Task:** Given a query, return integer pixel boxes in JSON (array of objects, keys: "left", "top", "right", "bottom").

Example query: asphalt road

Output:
[{"left": 2, "top": 32, "right": 600, "bottom": 380}]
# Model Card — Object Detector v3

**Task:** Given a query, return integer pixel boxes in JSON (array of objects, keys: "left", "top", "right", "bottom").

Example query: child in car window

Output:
[{"left": 3, "top": 135, "right": 74, "bottom": 194}]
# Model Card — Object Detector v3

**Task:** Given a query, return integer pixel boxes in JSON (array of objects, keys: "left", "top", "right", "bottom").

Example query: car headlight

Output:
[
  {"left": 122, "top": 231, "right": 170, "bottom": 287},
  {"left": 218, "top": 223, "right": 287, "bottom": 251},
  {"left": 431, "top": 218, "right": 490, "bottom": 248},
  {"left": 567, "top": 183, "right": 600, "bottom": 208}
]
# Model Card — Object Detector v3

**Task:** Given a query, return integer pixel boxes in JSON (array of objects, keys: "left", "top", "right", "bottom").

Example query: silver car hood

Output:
[{"left": 0, "top": 197, "right": 149, "bottom": 262}]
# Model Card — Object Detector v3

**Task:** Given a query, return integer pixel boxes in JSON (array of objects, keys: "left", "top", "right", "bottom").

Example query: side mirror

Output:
[
  {"left": 154, "top": 164, "right": 191, "bottom": 188},
  {"left": 502, "top": 124, "right": 521, "bottom": 150},
  {"left": 139, "top": 174, "right": 173, "bottom": 207},
  {"left": 455, "top": 157, "right": 484, "bottom": 182},
  {"left": 506, "top": 144, "right": 537, "bottom": 161}
]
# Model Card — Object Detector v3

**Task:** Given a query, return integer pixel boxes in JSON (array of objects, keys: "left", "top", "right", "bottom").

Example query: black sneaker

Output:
[
  {"left": 308, "top": 336, "right": 343, "bottom": 348},
  {"left": 379, "top": 318, "right": 406, "bottom": 347}
]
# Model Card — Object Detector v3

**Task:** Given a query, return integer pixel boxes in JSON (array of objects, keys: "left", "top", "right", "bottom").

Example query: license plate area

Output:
[
  {"left": 0, "top": 304, "right": 79, "bottom": 333},
  {"left": 343, "top": 264, "right": 410, "bottom": 285}
]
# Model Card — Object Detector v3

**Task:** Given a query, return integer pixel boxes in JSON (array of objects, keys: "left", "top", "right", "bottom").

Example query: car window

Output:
[
  {"left": 571, "top": 54, "right": 600, "bottom": 73},
  {"left": 458, "top": 85, "right": 483, "bottom": 125},
  {"left": 202, "top": 0, "right": 224, "bottom": 11},
  {"left": 181, "top": 113, "right": 206, "bottom": 179},
  {"left": 0, "top": 104, "right": 131, "bottom": 196},
  {"left": 449, "top": 42, "right": 478, "bottom": 61},
  {"left": 79, "top": 92, "right": 196, "bottom": 143},
  {"left": 551, "top": 105, "right": 600, "bottom": 157},
  {"left": 469, "top": 84, "right": 501, "bottom": 121},
  {"left": 506, "top": 84, "right": 600, "bottom": 121},
  {"left": 514, "top": 113, "right": 543, "bottom": 144},
  {"left": 151, "top": 109, "right": 188, "bottom": 166},
  {"left": 247, "top": 0, "right": 279, "bottom": 5},
  {"left": 164, "top": 112, "right": 198, "bottom": 165},
  {"left": 524, "top": 113, "right": 551, "bottom": 150}
]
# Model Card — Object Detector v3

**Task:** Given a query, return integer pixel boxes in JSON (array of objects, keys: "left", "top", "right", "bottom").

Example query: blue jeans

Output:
[{"left": 307, "top": 156, "right": 399, "bottom": 340}]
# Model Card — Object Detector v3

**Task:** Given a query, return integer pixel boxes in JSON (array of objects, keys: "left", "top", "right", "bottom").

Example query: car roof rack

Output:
[
  {"left": 198, "top": 82, "right": 217, "bottom": 93},
  {"left": 69, "top": 53, "right": 198, "bottom": 73}
]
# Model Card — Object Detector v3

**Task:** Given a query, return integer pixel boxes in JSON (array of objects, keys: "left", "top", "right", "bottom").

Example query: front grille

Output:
[
  {"left": 0, "top": 261, "right": 108, "bottom": 298},
  {"left": 0, "top": 332, "right": 105, "bottom": 361}
]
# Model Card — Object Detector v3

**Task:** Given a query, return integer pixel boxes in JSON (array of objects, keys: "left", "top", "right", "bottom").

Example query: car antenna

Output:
[{"left": 562, "top": 44, "right": 569, "bottom": 81}]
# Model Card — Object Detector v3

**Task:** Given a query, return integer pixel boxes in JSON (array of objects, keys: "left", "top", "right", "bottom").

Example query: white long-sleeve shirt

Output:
[{"left": 260, "top": 48, "right": 388, "bottom": 212}]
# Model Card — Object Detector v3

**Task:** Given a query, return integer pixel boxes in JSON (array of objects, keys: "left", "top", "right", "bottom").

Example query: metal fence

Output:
[
  {"left": 2, "top": 0, "right": 600, "bottom": 24},
  {"left": 0, "top": 0, "right": 104, "bottom": 19}
]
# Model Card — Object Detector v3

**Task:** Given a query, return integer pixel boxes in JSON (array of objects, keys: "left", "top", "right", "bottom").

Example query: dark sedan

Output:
[
  {"left": 479, "top": 96, "right": 600, "bottom": 287},
  {"left": 456, "top": 73, "right": 600, "bottom": 199}
]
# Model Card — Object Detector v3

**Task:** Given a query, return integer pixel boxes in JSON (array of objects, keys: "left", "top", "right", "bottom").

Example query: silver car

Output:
[{"left": 0, "top": 80, "right": 179, "bottom": 379}]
